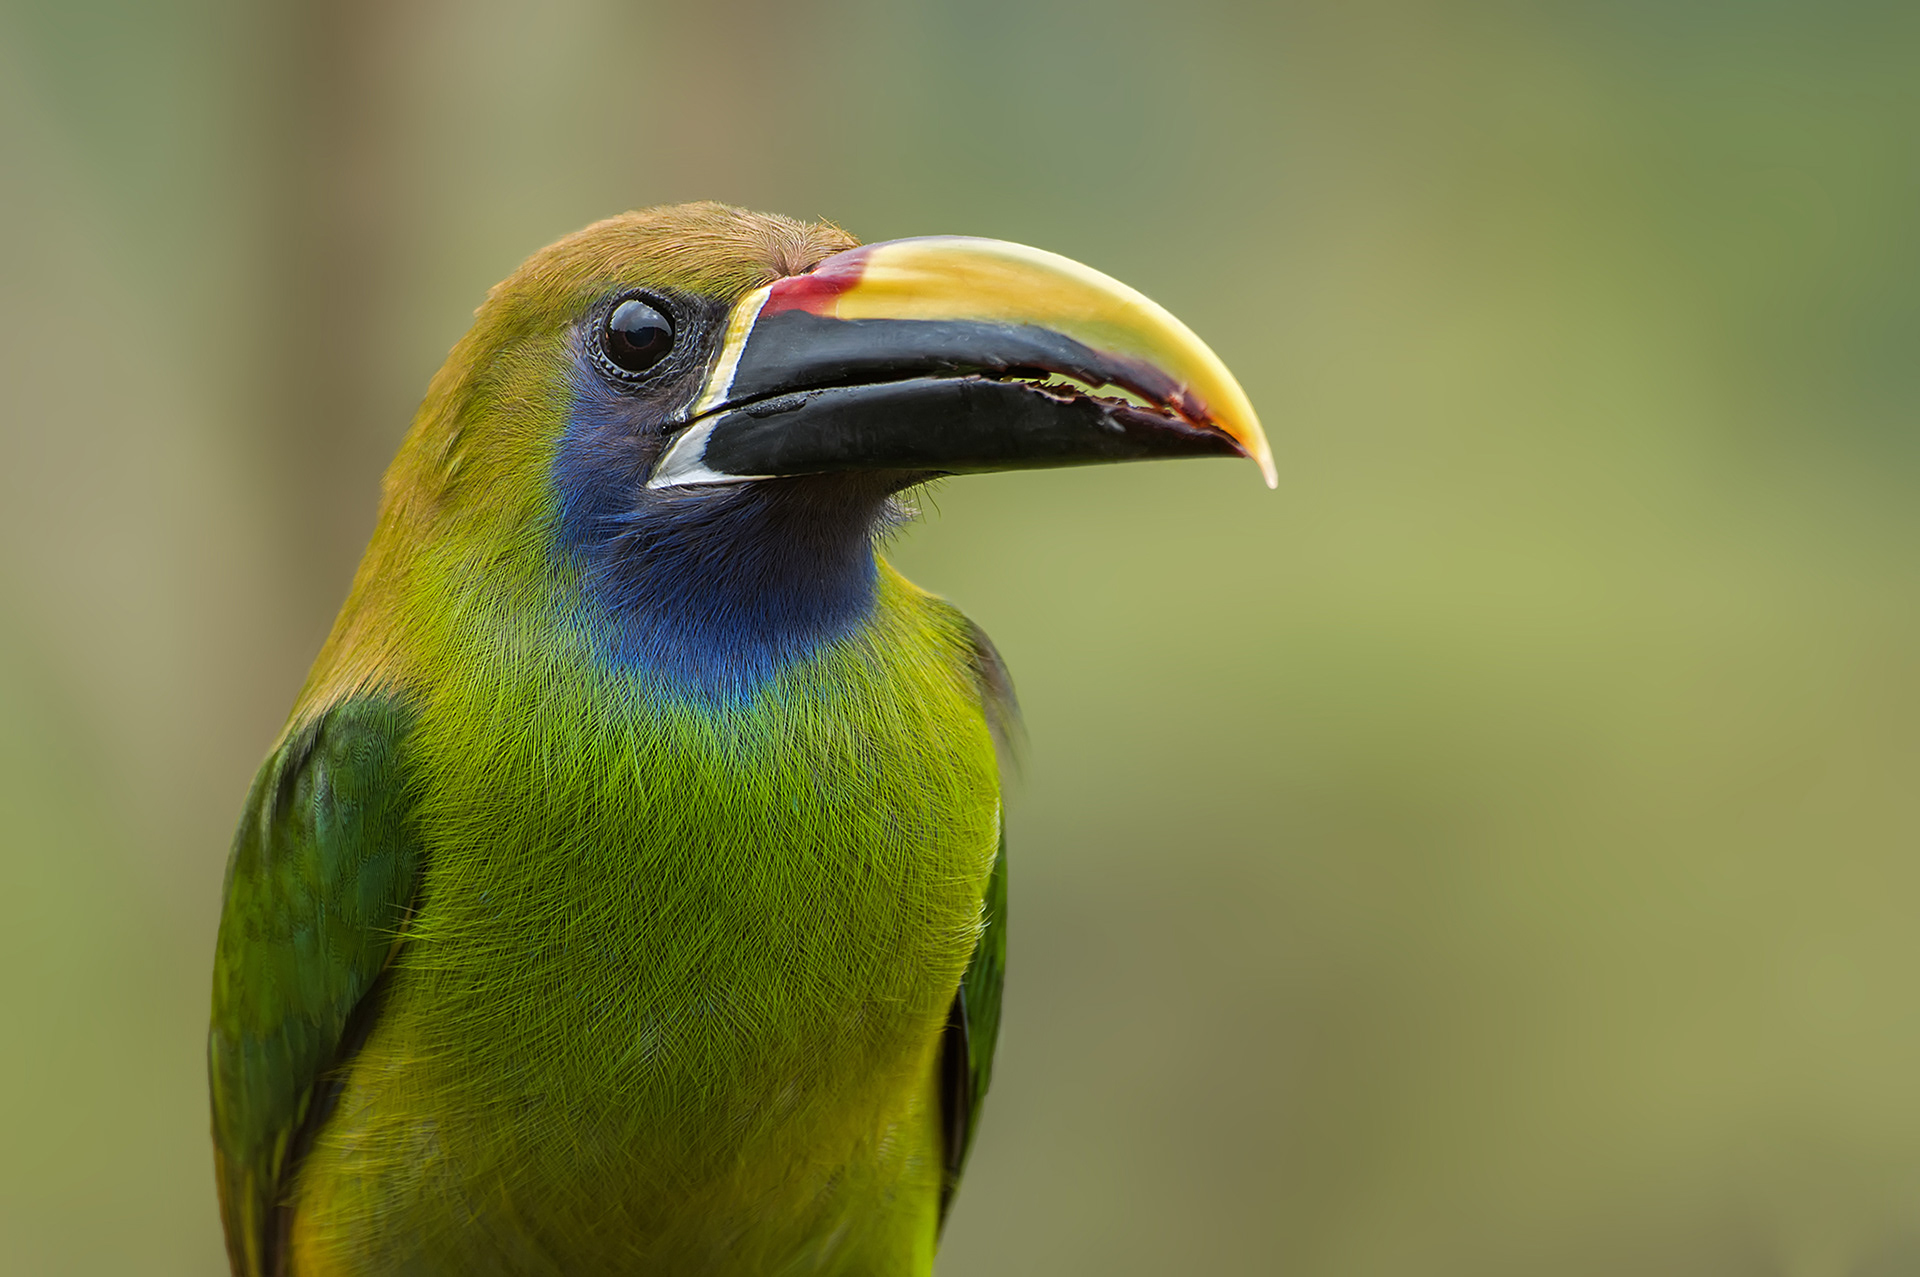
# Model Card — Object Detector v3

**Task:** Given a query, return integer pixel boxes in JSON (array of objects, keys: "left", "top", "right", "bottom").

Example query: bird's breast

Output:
[{"left": 286, "top": 579, "right": 998, "bottom": 1272}]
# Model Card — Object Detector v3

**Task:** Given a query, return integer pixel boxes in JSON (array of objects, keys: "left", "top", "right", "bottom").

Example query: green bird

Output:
[{"left": 208, "top": 202, "right": 1271, "bottom": 1277}]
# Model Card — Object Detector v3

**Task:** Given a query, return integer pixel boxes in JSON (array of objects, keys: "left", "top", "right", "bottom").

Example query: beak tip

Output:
[
  {"left": 1235, "top": 422, "right": 1276, "bottom": 489},
  {"left": 1256, "top": 449, "right": 1278, "bottom": 489}
]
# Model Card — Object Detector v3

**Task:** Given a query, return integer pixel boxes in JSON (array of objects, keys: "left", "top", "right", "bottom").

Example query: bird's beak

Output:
[{"left": 648, "top": 236, "right": 1276, "bottom": 491}]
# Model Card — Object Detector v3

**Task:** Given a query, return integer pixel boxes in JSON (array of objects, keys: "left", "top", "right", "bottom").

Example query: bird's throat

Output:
[{"left": 560, "top": 470, "right": 900, "bottom": 700}]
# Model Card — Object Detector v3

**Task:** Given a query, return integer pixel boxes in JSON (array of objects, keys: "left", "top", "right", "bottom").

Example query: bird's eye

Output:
[{"left": 603, "top": 298, "right": 675, "bottom": 376}]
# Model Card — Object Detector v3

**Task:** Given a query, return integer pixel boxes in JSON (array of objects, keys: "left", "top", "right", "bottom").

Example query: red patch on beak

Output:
[{"left": 759, "top": 247, "right": 872, "bottom": 317}]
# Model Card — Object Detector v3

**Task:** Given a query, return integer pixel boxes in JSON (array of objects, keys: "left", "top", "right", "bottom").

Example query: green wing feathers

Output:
[
  {"left": 938, "top": 822, "right": 1007, "bottom": 1226},
  {"left": 933, "top": 614, "right": 1013, "bottom": 1221},
  {"left": 962, "top": 823, "right": 1009, "bottom": 1135},
  {"left": 939, "top": 615, "right": 1015, "bottom": 1224},
  {"left": 208, "top": 695, "right": 420, "bottom": 1277}
]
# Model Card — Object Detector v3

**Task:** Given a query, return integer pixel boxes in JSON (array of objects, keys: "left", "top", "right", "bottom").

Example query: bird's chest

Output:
[
  {"left": 374, "top": 636, "right": 998, "bottom": 1170},
  {"left": 286, "top": 602, "right": 999, "bottom": 1273}
]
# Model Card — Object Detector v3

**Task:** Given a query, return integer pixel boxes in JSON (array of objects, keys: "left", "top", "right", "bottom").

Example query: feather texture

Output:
[{"left": 210, "top": 204, "right": 1012, "bottom": 1277}]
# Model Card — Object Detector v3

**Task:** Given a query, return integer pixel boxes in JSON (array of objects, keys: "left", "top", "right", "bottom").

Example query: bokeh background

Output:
[{"left": 5, "top": 1, "right": 1920, "bottom": 1273}]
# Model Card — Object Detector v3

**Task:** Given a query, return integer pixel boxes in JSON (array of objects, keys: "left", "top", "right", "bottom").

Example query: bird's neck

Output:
[{"left": 561, "top": 475, "right": 899, "bottom": 701}]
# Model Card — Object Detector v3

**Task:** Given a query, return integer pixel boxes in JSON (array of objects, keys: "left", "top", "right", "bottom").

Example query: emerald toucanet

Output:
[{"left": 208, "top": 202, "right": 1271, "bottom": 1277}]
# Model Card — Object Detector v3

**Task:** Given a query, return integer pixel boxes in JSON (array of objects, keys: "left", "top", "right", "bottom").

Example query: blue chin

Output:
[{"left": 553, "top": 375, "right": 892, "bottom": 704}]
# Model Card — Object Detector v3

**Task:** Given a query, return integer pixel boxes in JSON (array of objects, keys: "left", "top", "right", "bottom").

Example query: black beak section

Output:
[
  {"left": 684, "top": 371, "right": 1245, "bottom": 484},
  {"left": 648, "top": 236, "right": 1274, "bottom": 490}
]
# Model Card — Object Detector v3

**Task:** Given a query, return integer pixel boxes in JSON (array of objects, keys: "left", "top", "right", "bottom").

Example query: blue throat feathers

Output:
[{"left": 554, "top": 375, "right": 897, "bottom": 702}]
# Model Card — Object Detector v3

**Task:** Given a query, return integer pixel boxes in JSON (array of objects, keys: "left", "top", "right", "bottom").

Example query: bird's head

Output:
[{"left": 349, "top": 202, "right": 1269, "bottom": 698}]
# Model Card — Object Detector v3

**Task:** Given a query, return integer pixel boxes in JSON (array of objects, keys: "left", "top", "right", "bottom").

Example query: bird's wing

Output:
[
  {"left": 938, "top": 818, "right": 1008, "bottom": 1226},
  {"left": 208, "top": 693, "right": 420, "bottom": 1277},
  {"left": 938, "top": 618, "right": 1016, "bottom": 1226}
]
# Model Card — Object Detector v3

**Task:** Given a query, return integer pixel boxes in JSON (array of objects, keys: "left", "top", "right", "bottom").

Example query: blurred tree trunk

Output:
[{"left": 245, "top": 0, "right": 417, "bottom": 656}]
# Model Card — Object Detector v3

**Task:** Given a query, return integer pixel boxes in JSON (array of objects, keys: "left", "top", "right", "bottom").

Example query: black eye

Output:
[{"left": 603, "top": 297, "right": 674, "bottom": 376}]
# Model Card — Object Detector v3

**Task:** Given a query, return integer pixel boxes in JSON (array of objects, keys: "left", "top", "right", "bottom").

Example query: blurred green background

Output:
[{"left": 4, "top": 1, "right": 1920, "bottom": 1273}]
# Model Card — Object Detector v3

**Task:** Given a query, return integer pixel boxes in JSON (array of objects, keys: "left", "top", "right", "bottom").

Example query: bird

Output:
[{"left": 208, "top": 201, "right": 1272, "bottom": 1277}]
